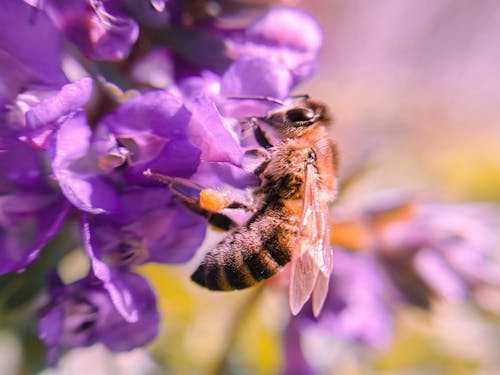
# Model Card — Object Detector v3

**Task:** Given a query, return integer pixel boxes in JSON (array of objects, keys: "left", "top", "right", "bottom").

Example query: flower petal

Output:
[
  {"left": 38, "top": 271, "right": 159, "bottom": 364},
  {"left": 45, "top": 0, "right": 139, "bottom": 61},
  {"left": 0, "top": 140, "right": 69, "bottom": 274},
  {"left": 0, "top": 0, "right": 66, "bottom": 88},
  {"left": 50, "top": 111, "right": 120, "bottom": 213},
  {"left": 187, "top": 94, "right": 243, "bottom": 166}
]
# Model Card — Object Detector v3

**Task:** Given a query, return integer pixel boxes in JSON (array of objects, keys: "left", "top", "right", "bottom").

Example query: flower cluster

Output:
[
  {"left": 1, "top": 0, "right": 324, "bottom": 365},
  {"left": 1, "top": 0, "right": 498, "bottom": 372}
]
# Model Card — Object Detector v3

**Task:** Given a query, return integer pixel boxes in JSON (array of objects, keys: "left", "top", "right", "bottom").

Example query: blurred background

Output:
[
  {"left": 299, "top": 2, "right": 500, "bottom": 374},
  {"left": 2, "top": 0, "right": 500, "bottom": 374},
  {"left": 303, "top": 0, "right": 500, "bottom": 203}
]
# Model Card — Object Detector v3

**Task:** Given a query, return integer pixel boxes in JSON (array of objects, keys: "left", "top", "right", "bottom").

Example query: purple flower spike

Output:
[
  {"left": 38, "top": 271, "right": 159, "bottom": 365},
  {"left": 44, "top": 0, "right": 139, "bottom": 61},
  {"left": 0, "top": 139, "right": 69, "bottom": 274}
]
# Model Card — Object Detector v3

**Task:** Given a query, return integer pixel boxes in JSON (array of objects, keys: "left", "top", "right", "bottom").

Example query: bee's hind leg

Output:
[
  {"left": 143, "top": 169, "right": 203, "bottom": 206},
  {"left": 143, "top": 169, "right": 253, "bottom": 231}
]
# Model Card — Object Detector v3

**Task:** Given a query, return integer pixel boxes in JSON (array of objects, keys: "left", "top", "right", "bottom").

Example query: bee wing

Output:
[
  {"left": 311, "top": 204, "right": 332, "bottom": 317},
  {"left": 289, "top": 162, "right": 332, "bottom": 316}
]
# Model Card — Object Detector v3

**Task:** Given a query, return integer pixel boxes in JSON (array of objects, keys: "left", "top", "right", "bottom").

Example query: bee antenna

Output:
[
  {"left": 288, "top": 94, "right": 310, "bottom": 101},
  {"left": 226, "top": 95, "right": 285, "bottom": 106}
]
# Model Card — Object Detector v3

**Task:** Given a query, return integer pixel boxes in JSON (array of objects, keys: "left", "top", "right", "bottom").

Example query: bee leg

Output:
[
  {"left": 254, "top": 158, "right": 271, "bottom": 176},
  {"left": 249, "top": 117, "right": 274, "bottom": 149},
  {"left": 243, "top": 147, "right": 272, "bottom": 176},
  {"left": 288, "top": 93, "right": 310, "bottom": 101},
  {"left": 143, "top": 169, "right": 202, "bottom": 205},
  {"left": 144, "top": 169, "right": 238, "bottom": 231}
]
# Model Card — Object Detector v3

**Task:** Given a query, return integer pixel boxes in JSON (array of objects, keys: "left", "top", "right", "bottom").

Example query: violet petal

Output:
[{"left": 50, "top": 111, "right": 120, "bottom": 213}]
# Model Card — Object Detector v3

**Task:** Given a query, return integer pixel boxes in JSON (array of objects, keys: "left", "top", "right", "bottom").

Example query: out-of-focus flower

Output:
[
  {"left": 38, "top": 271, "right": 159, "bottom": 365},
  {"left": 40, "top": 0, "right": 139, "bottom": 61},
  {"left": 330, "top": 199, "right": 500, "bottom": 312},
  {"left": 315, "top": 249, "right": 393, "bottom": 348},
  {"left": 290, "top": 248, "right": 393, "bottom": 352},
  {"left": 282, "top": 200, "right": 499, "bottom": 373},
  {"left": 0, "top": 0, "right": 67, "bottom": 107},
  {"left": 127, "top": 5, "right": 322, "bottom": 86},
  {"left": 227, "top": 7, "right": 323, "bottom": 84},
  {"left": 0, "top": 137, "right": 69, "bottom": 274},
  {"left": 282, "top": 317, "right": 315, "bottom": 375},
  {"left": 369, "top": 201, "right": 500, "bottom": 312}
]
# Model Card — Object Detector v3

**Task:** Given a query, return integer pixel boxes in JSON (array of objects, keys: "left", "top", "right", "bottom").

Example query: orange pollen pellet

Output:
[{"left": 199, "top": 189, "right": 228, "bottom": 211}]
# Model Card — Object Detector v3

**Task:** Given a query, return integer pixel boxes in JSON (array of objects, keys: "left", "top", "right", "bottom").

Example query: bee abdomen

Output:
[{"left": 191, "top": 204, "right": 296, "bottom": 291}]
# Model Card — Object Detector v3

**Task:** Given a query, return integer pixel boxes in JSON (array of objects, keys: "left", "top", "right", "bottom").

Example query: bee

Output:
[{"left": 190, "top": 97, "right": 339, "bottom": 317}]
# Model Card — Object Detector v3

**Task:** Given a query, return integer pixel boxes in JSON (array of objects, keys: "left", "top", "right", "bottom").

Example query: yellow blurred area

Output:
[{"left": 139, "top": 263, "right": 286, "bottom": 374}]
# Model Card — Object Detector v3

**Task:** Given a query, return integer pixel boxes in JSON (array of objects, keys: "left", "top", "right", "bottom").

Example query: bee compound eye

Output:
[{"left": 285, "top": 107, "right": 315, "bottom": 124}]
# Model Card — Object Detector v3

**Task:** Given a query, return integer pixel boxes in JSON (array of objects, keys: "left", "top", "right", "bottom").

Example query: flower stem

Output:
[{"left": 210, "top": 283, "right": 266, "bottom": 375}]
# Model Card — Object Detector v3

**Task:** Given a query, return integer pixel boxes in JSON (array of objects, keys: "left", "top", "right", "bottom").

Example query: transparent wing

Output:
[
  {"left": 311, "top": 198, "right": 332, "bottom": 317},
  {"left": 289, "top": 162, "right": 332, "bottom": 316}
]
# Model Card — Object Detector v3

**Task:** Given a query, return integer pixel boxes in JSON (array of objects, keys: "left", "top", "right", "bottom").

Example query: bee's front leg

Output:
[
  {"left": 249, "top": 117, "right": 274, "bottom": 149},
  {"left": 243, "top": 147, "right": 271, "bottom": 176}
]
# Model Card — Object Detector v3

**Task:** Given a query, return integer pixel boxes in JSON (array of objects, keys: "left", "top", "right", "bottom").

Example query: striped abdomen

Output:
[{"left": 190, "top": 202, "right": 297, "bottom": 290}]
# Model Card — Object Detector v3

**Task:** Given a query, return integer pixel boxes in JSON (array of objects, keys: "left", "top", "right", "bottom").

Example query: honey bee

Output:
[{"left": 190, "top": 97, "right": 339, "bottom": 317}]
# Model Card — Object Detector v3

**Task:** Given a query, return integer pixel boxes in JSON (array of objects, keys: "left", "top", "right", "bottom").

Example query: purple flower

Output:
[
  {"left": 38, "top": 271, "right": 159, "bottom": 365},
  {"left": 11, "top": 77, "right": 93, "bottom": 148},
  {"left": 49, "top": 108, "right": 121, "bottom": 214},
  {"left": 282, "top": 249, "right": 392, "bottom": 374},
  {"left": 48, "top": 89, "right": 203, "bottom": 213},
  {"left": 0, "top": 1, "right": 336, "bottom": 367},
  {"left": 372, "top": 202, "right": 500, "bottom": 311},
  {"left": 298, "top": 249, "right": 393, "bottom": 349},
  {"left": 220, "top": 57, "right": 293, "bottom": 101},
  {"left": 99, "top": 90, "right": 201, "bottom": 183},
  {"left": 179, "top": 57, "right": 292, "bottom": 119},
  {"left": 41, "top": 0, "right": 139, "bottom": 61},
  {"left": 0, "top": 137, "right": 69, "bottom": 274},
  {"left": 184, "top": 93, "right": 243, "bottom": 166},
  {"left": 227, "top": 7, "right": 323, "bottom": 83},
  {"left": 333, "top": 199, "right": 500, "bottom": 312},
  {"left": 126, "top": 5, "right": 322, "bottom": 87},
  {"left": 282, "top": 317, "right": 315, "bottom": 375},
  {"left": 0, "top": 0, "right": 66, "bottom": 107},
  {"left": 81, "top": 187, "right": 206, "bottom": 268}
]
